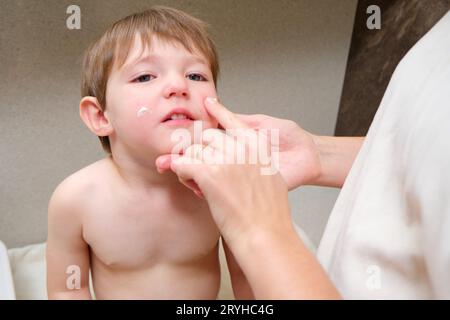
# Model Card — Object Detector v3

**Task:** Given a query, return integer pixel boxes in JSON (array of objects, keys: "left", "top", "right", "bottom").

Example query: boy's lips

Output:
[{"left": 161, "top": 107, "right": 196, "bottom": 126}]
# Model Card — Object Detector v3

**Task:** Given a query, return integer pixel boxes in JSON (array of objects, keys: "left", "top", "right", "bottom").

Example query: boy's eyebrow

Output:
[
  {"left": 122, "top": 55, "right": 159, "bottom": 72},
  {"left": 121, "top": 54, "right": 208, "bottom": 73}
]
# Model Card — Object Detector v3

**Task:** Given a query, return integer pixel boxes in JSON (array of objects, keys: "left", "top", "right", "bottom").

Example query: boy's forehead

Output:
[{"left": 117, "top": 35, "right": 208, "bottom": 71}]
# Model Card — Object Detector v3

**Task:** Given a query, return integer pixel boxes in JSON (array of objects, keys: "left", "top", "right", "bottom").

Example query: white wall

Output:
[{"left": 0, "top": 0, "right": 357, "bottom": 248}]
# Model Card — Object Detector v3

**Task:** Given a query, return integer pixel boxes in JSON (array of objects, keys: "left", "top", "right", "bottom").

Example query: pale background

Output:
[{"left": 0, "top": 0, "right": 357, "bottom": 249}]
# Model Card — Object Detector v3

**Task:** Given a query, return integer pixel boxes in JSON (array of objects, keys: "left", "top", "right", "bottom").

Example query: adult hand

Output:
[
  {"left": 157, "top": 107, "right": 322, "bottom": 191},
  {"left": 157, "top": 98, "right": 294, "bottom": 246},
  {"left": 155, "top": 98, "right": 340, "bottom": 299},
  {"left": 214, "top": 113, "right": 363, "bottom": 189},
  {"left": 234, "top": 113, "right": 321, "bottom": 189}
]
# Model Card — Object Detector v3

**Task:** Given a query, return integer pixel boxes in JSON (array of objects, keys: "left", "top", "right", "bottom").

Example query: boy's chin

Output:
[
  {"left": 142, "top": 141, "right": 184, "bottom": 157},
  {"left": 161, "top": 119, "right": 216, "bottom": 130},
  {"left": 156, "top": 143, "right": 190, "bottom": 157},
  {"left": 149, "top": 121, "right": 218, "bottom": 156}
]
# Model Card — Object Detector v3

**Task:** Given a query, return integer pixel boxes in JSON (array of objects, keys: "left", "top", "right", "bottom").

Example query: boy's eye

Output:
[
  {"left": 133, "top": 74, "right": 155, "bottom": 83},
  {"left": 187, "top": 73, "right": 207, "bottom": 81}
]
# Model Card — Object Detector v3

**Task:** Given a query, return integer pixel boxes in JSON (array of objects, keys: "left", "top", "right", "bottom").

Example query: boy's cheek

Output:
[
  {"left": 203, "top": 105, "right": 219, "bottom": 129},
  {"left": 198, "top": 91, "right": 219, "bottom": 126},
  {"left": 116, "top": 103, "right": 155, "bottom": 126},
  {"left": 113, "top": 109, "right": 155, "bottom": 139}
]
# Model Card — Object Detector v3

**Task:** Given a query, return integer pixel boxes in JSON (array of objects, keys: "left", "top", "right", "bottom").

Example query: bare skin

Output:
[
  {"left": 157, "top": 97, "right": 365, "bottom": 299},
  {"left": 47, "top": 35, "right": 253, "bottom": 300},
  {"left": 46, "top": 156, "right": 221, "bottom": 299},
  {"left": 157, "top": 113, "right": 364, "bottom": 192}
]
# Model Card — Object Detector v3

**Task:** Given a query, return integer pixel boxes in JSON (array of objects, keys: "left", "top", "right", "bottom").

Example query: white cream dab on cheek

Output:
[{"left": 137, "top": 107, "right": 149, "bottom": 118}]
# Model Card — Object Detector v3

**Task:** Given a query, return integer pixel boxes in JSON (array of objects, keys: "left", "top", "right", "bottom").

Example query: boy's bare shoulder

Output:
[{"left": 49, "top": 158, "right": 112, "bottom": 216}]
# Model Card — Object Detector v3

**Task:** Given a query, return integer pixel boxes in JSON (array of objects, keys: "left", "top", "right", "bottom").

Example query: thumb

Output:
[
  {"left": 171, "top": 156, "right": 205, "bottom": 198},
  {"left": 155, "top": 154, "right": 181, "bottom": 173}
]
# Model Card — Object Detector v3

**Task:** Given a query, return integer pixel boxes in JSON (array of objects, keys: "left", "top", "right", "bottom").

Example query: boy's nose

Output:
[{"left": 163, "top": 74, "right": 189, "bottom": 99}]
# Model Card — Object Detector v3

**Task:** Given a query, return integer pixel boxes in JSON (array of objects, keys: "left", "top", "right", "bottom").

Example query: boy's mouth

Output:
[{"left": 162, "top": 108, "right": 196, "bottom": 126}]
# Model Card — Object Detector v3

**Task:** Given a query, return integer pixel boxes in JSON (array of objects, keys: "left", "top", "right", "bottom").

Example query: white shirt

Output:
[{"left": 317, "top": 11, "right": 450, "bottom": 299}]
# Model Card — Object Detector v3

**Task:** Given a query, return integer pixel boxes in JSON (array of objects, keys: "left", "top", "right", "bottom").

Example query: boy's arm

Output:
[
  {"left": 222, "top": 238, "right": 254, "bottom": 300},
  {"left": 46, "top": 182, "right": 92, "bottom": 300}
]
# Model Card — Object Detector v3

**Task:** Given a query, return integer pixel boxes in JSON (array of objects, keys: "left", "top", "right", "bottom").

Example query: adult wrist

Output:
[
  {"left": 231, "top": 224, "right": 300, "bottom": 270},
  {"left": 310, "top": 134, "right": 327, "bottom": 186},
  {"left": 229, "top": 225, "right": 326, "bottom": 299},
  {"left": 310, "top": 135, "right": 364, "bottom": 188}
]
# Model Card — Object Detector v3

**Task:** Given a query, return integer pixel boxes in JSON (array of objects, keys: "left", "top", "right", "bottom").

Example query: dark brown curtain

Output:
[{"left": 335, "top": 0, "right": 450, "bottom": 136}]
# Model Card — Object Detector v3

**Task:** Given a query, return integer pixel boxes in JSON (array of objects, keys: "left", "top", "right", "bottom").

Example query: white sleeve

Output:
[
  {"left": 398, "top": 10, "right": 450, "bottom": 298},
  {"left": 413, "top": 130, "right": 450, "bottom": 299},
  {"left": 403, "top": 64, "right": 450, "bottom": 299}
]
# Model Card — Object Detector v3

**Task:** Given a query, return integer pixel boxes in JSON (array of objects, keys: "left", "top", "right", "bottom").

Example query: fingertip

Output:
[
  {"left": 155, "top": 161, "right": 164, "bottom": 174},
  {"left": 204, "top": 96, "right": 218, "bottom": 107}
]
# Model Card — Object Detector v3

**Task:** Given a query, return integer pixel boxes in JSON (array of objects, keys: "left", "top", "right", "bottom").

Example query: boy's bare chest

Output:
[{"left": 82, "top": 192, "right": 220, "bottom": 269}]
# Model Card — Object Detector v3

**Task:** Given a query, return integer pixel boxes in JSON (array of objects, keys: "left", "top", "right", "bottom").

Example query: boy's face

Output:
[{"left": 105, "top": 35, "right": 218, "bottom": 157}]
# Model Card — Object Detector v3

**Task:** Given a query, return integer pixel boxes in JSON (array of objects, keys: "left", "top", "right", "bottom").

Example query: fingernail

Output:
[{"left": 205, "top": 97, "right": 217, "bottom": 106}]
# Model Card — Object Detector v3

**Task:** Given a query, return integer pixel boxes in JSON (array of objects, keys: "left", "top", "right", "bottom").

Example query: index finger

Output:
[{"left": 204, "top": 97, "right": 248, "bottom": 130}]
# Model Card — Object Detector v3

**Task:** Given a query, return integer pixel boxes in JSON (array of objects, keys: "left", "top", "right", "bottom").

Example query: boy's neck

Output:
[{"left": 107, "top": 152, "right": 180, "bottom": 190}]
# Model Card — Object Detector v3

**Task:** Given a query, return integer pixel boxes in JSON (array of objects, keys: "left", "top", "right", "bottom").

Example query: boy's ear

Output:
[{"left": 79, "top": 96, "right": 113, "bottom": 137}]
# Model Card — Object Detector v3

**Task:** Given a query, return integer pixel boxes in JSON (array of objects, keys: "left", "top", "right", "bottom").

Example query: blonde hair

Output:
[{"left": 81, "top": 6, "right": 219, "bottom": 153}]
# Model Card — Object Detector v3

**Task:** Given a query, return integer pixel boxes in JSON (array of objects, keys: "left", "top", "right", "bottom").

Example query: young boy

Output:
[{"left": 46, "top": 6, "right": 251, "bottom": 299}]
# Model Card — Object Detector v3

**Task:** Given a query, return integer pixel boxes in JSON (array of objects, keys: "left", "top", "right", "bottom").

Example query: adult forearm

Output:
[
  {"left": 234, "top": 229, "right": 341, "bottom": 300},
  {"left": 312, "top": 136, "right": 364, "bottom": 188}
]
